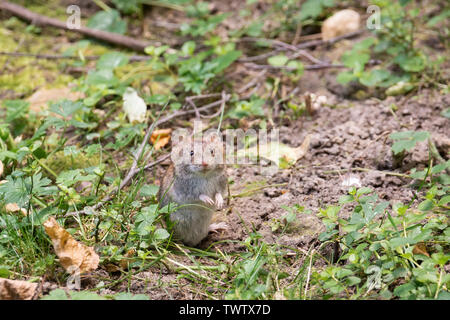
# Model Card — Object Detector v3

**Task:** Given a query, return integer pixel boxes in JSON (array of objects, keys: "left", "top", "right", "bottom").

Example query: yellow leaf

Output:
[
  {"left": 150, "top": 128, "right": 172, "bottom": 150},
  {"left": 5, "top": 203, "right": 28, "bottom": 216},
  {"left": 43, "top": 217, "right": 99, "bottom": 274},
  {"left": 413, "top": 242, "right": 430, "bottom": 257}
]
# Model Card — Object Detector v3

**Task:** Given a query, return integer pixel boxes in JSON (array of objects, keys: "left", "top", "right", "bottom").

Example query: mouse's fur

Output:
[{"left": 157, "top": 133, "right": 227, "bottom": 246}]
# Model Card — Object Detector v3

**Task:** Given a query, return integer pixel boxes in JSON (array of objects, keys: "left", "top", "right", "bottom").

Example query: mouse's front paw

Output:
[
  {"left": 199, "top": 194, "right": 215, "bottom": 206},
  {"left": 215, "top": 193, "right": 224, "bottom": 210}
]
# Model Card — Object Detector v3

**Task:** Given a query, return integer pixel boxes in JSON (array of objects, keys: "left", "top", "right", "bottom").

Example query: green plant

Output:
[
  {"left": 315, "top": 185, "right": 449, "bottom": 299},
  {"left": 337, "top": 0, "right": 447, "bottom": 92}
]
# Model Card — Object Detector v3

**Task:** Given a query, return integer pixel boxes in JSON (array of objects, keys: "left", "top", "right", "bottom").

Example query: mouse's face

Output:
[{"left": 172, "top": 133, "right": 225, "bottom": 176}]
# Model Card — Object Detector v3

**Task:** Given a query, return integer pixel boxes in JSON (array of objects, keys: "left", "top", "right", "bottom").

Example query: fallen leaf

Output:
[
  {"left": 123, "top": 87, "right": 147, "bottom": 123},
  {"left": 43, "top": 217, "right": 99, "bottom": 275},
  {"left": 5, "top": 203, "right": 28, "bottom": 216},
  {"left": 150, "top": 128, "right": 172, "bottom": 150},
  {"left": 413, "top": 242, "right": 430, "bottom": 257},
  {"left": 0, "top": 278, "right": 38, "bottom": 300},
  {"left": 237, "top": 135, "right": 311, "bottom": 167},
  {"left": 27, "top": 88, "right": 85, "bottom": 113},
  {"left": 322, "top": 9, "right": 360, "bottom": 41},
  {"left": 0, "top": 160, "right": 3, "bottom": 177}
]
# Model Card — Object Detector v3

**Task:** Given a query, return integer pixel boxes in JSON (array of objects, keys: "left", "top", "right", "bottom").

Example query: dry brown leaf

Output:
[
  {"left": 413, "top": 242, "right": 430, "bottom": 257},
  {"left": 0, "top": 278, "right": 38, "bottom": 300},
  {"left": 322, "top": 9, "right": 360, "bottom": 41},
  {"left": 5, "top": 203, "right": 28, "bottom": 216},
  {"left": 43, "top": 217, "right": 99, "bottom": 274},
  {"left": 27, "top": 87, "right": 85, "bottom": 113},
  {"left": 0, "top": 160, "right": 3, "bottom": 177},
  {"left": 150, "top": 128, "right": 172, "bottom": 150}
]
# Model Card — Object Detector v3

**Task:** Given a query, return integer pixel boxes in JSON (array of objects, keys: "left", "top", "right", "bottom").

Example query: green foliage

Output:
[
  {"left": 389, "top": 131, "right": 429, "bottom": 155},
  {"left": 338, "top": 0, "right": 446, "bottom": 91},
  {"left": 228, "top": 97, "right": 265, "bottom": 119},
  {"left": 298, "top": 0, "right": 334, "bottom": 21},
  {"left": 315, "top": 186, "right": 449, "bottom": 299},
  {"left": 87, "top": 9, "right": 127, "bottom": 34},
  {"left": 41, "top": 288, "right": 150, "bottom": 300}
]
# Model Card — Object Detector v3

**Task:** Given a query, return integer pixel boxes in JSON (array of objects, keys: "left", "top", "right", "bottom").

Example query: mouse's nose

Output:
[{"left": 201, "top": 162, "right": 208, "bottom": 167}]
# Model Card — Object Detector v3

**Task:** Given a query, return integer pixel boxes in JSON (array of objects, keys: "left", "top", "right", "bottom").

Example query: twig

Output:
[
  {"left": 296, "top": 30, "right": 364, "bottom": 49},
  {"left": 0, "top": 51, "right": 151, "bottom": 62},
  {"left": 322, "top": 167, "right": 411, "bottom": 178},
  {"left": 237, "top": 69, "right": 267, "bottom": 94},
  {"left": 238, "top": 48, "right": 284, "bottom": 62},
  {"left": 0, "top": 1, "right": 160, "bottom": 52},
  {"left": 216, "top": 91, "right": 227, "bottom": 133},
  {"left": 244, "top": 62, "right": 345, "bottom": 71},
  {"left": 238, "top": 30, "right": 364, "bottom": 63}
]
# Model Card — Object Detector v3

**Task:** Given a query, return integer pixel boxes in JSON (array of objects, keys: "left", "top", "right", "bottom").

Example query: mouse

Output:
[{"left": 157, "top": 131, "right": 228, "bottom": 247}]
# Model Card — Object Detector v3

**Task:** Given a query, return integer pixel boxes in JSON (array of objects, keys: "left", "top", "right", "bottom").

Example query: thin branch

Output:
[
  {"left": 237, "top": 30, "right": 364, "bottom": 62},
  {"left": 0, "top": 51, "right": 151, "bottom": 62},
  {"left": 0, "top": 1, "right": 160, "bottom": 52},
  {"left": 244, "top": 62, "right": 345, "bottom": 71},
  {"left": 237, "top": 69, "right": 267, "bottom": 94}
]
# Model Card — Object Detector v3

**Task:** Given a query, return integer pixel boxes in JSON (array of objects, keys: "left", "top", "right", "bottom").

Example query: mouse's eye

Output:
[
  {"left": 210, "top": 149, "right": 214, "bottom": 156},
  {"left": 190, "top": 150, "right": 194, "bottom": 157}
]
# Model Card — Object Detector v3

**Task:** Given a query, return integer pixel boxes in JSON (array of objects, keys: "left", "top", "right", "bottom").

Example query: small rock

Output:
[{"left": 322, "top": 9, "right": 361, "bottom": 41}]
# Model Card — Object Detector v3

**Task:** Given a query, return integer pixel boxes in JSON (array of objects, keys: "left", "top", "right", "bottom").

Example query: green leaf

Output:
[
  {"left": 437, "top": 290, "right": 450, "bottom": 300},
  {"left": 431, "top": 252, "right": 449, "bottom": 266},
  {"left": 393, "top": 282, "right": 415, "bottom": 298},
  {"left": 418, "top": 199, "right": 434, "bottom": 212},
  {"left": 438, "top": 195, "right": 450, "bottom": 206},
  {"left": 3, "top": 100, "right": 29, "bottom": 122},
  {"left": 336, "top": 71, "right": 357, "bottom": 84},
  {"left": 359, "top": 69, "right": 391, "bottom": 87},
  {"left": 268, "top": 55, "right": 289, "bottom": 67},
  {"left": 154, "top": 228, "right": 170, "bottom": 240},
  {"left": 389, "top": 237, "right": 417, "bottom": 248},
  {"left": 212, "top": 50, "right": 242, "bottom": 73},
  {"left": 356, "top": 187, "right": 372, "bottom": 196},
  {"left": 114, "top": 292, "right": 149, "bottom": 300},
  {"left": 111, "top": 0, "right": 141, "bottom": 15},
  {"left": 228, "top": 98, "right": 265, "bottom": 119},
  {"left": 86, "top": 69, "right": 118, "bottom": 87},
  {"left": 49, "top": 100, "right": 83, "bottom": 118},
  {"left": 0, "top": 265, "right": 10, "bottom": 278},
  {"left": 140, "top": 184, "right": 159, "bottom": 197},
  {"left": 96, "top": 52, "right": 129, "bottom": 69},
  {"left": 70, "top": 291, "right": 106, "bottom": 300},
  {"left": 41, "top": 289, "right": 69, "bottom": 300},
  {"left": 87, "top": 9, "right": 127, "bottom": 34},
  {"left": 181, "top": 41, "right": 196, "bottom": 56},
  {"left": 389, "top": 131, "right": 430, "bottom": 154},
  {"left": 395, "top": 53, "right": 426, "bottom": 72}
]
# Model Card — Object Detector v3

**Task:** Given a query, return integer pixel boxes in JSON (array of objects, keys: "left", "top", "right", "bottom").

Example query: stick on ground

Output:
[{"left": 0, "top": 1, "right": 159, "bottom": 52}]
